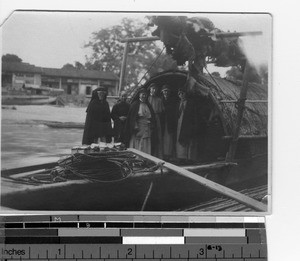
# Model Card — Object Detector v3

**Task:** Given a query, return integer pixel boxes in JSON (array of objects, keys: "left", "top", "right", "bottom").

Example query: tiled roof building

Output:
[{"left": 2, "top": 62, "right": 119, "bottom": 97}]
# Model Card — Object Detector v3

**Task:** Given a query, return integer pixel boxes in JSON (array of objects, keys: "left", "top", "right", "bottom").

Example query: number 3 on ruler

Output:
[{"left": 199, "top": 248, "right": 204, "bottom": 255}]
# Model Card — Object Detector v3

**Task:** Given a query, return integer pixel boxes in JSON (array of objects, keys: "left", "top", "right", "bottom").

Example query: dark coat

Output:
[
  {"left": 162, "top": 96, "right": 178, "bottom": 134},
  {"left": 177, "top": 98, "right": 197, "bottom": 145},
  {"left": 124, "top": 100, "right": 157, "bottom": 150},
  {"left": 111, "top": 100, "right": 130, "bottom": 142},
  {"left": 82, "top": 94, "right": 112, "bottom": 145}
]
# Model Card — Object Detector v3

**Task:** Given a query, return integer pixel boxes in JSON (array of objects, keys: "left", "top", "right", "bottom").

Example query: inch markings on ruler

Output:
[{"left": 0, "top": 244, "right": 267, "bottom": 260}]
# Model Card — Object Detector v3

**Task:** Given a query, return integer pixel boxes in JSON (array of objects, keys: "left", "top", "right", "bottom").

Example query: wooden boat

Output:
[
  {"left": 1, "top": 85, "right": 63, "bottom": 105},
  {"left": 43, "top": 121, "right": 85, "bottom": 129},
  {"left": 2, "top": 95, "right": 57, "bottom": 105}
]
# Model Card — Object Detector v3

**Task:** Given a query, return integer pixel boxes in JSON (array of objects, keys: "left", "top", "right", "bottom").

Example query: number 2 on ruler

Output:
[{"left": 127, "top": 248, "right": 133, "bottom": 256}]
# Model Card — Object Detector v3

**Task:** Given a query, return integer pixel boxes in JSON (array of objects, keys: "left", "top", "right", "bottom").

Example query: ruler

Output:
[{"left": 0, "top": 215, "right": 267, "bottom": 260}]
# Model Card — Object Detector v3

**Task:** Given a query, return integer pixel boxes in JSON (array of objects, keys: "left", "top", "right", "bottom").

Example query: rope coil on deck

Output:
[{"left": 8, "top": 147, "right": 161, "bottom": 185}]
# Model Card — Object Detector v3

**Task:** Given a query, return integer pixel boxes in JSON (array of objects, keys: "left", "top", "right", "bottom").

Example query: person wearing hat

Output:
[
  {"left": 176, "top": 88, "right": 198, "bottom": 161},
  {"left": 82, "top": 86, "right": 112, "bottom": 145},
  {"left": 161, "top": 84, "right": 177, "bottom": 160},
  {"left": 111, "top": 91, "right": 130, "bottom": 143},
  {"left": 124, "top": 89, "right": 156, "bottom": 154},
  {"left": 148, "top": 83, "right": 164, "bottom": 158}
]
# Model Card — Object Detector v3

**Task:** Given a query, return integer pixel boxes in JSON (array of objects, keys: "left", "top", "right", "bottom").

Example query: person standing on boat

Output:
[
  {"left": 124, "top": 89, "right": 156, "bottom": 154},
  {"left": 176, "top": 88, "right": 198, "bottom": 162},
  {"left": 82, "top": 87, "right": 112, "bottom": 145},
  {"left": 111, "top": 91, "right": 130, "bottom": 143},
  {"left": 148, "top": 83, "right": 164, "bottom": 158},
  {"left": 161, "top": 85, "right": 177, "bottom": 160}
]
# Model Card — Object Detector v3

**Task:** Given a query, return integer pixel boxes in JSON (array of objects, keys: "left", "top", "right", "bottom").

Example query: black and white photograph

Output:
[{"left": 1, "top": 11, "right": 271, "bottom": 213}]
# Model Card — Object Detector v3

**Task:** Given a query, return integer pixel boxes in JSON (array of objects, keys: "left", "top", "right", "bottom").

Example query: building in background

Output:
[
  {"left": 41, "top": 67, "right": 118, "bottom": 97},
  {"left": 1, "top": 61, "right": 119, "bottom": 105},
  {"left": 1, "top": 62, "right": 44, "bottom": 90}
]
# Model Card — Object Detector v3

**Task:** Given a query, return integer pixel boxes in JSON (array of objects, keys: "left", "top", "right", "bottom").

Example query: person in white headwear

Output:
[{"left": 124, "top": 89, "right": 156, "bottom": 154}]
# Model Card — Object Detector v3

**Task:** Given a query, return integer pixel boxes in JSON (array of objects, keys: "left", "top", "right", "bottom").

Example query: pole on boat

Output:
[
  {"left": 118, "top": 36, "right": 161, "bottom": 95},
  {"left": 118, "top": 41, "right": 129, "bottom": 95},
  {"left": 226, "top": 60, "right": 251, "bottom": 162},
  {"left": 120, "top": 36, "right": 160, "bottom": 43},
  {"left": 128, "top": 148, "right": 268, "bottom": 212}
]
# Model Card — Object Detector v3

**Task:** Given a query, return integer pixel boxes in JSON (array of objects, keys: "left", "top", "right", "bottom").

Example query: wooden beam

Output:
[
  {"left": 184, "top": 162, "right": 237, "bottom": 171},
  {"left": 128, "top": 148, "right": 268, "bottom": 212},
  {"left": 118, "top": 41, "right": 129, "bottom": 95},
  {"left": 1, "top": 162, "right": 57, "bottom": 177},
  {"left": 120, "top": 32, "right": 262, "bottom": 43},
  {"left": 120, "top": 36, "right": 160, "bottom": 43},
  {"left": 222, "top": 135, "right": 267, "bottom": 140},
  {"left": 219, "top": 100, "right": 268, "bottom": 103},
  {"left": 211, "top": 31, "right": 262, "bottom": 38},
  {"left": 132, "top": 162, "right": 237, "bottom": 178}
]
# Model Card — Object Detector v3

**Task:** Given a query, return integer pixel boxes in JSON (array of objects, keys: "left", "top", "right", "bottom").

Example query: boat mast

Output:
[
  {"left": 118, "top": 36, "right": 160, "bottom": 95},
  {"left": 118, "top": 41, "right": 129, "bottom": 95}
]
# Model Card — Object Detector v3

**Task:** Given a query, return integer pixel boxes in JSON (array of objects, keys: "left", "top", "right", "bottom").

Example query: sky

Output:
[{"left": 1, "top": 11, "right": 272, "bottom": 76}]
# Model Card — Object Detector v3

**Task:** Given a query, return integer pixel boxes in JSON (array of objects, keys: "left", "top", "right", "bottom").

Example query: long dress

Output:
[
  {"left": 82, "top": 97, "right": 112, "bottom": 145},
  {"left": 124, "top": 100, "right": 156, "bottom": 155},
  {"left": 148, "top": 95, "right": 164, "bottom": 158},
  {"left": 176, "top": 99, "right": 197, "bottom": 161},
  {"left": 162, "top": 96, "right": 177, "bottom": 158},
  {"left": 111, "top": 100, "right": 130, "bottom": 142}
]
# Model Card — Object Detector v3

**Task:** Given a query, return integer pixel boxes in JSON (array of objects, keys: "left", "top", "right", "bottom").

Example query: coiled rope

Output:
[{"left": 10, "top": 148, "right": 160, "bottom": 185}]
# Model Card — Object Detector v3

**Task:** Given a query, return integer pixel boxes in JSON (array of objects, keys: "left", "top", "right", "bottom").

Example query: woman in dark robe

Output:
[
  {"left": 148, "top": 83, "right": 164, "bottom": 158},
  {"left": 82, "top": 87, "right": 112, "bottom": 145},
  {"left": 124, "top": 89, "right": 156, "bottom": 155},
  {"left": 161, "top": 85, "right": 178, "bottom": 160},
  {"left": 176, "top": 88, "right": 198, "bottom": 161},
  {"left": 111, "top": 91, "right": 130, "bottom": 143}
]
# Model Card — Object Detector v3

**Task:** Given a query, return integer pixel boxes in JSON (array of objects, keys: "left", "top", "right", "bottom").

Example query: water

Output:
[{"left": 1, "top": 105, "right": 87, "bottom": 169}]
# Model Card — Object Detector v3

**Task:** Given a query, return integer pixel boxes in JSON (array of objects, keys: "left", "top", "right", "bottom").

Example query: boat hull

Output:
[
  {"left": 0, "top": 154, "right": 268, "bottom": 212},
  {"left": 1, "top": 173, "right": 221, "bottom": 211},
  {"left": 2, "top": 95, "right": 57, "bottom": 105}
]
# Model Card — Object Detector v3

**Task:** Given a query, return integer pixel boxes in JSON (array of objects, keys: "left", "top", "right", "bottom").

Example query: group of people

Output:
[{"left": 82, "top": 83, "right": 200, "bottom": 161}]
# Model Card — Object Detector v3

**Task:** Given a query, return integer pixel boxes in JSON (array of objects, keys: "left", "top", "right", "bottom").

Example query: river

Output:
[{"left": 1, "top": 105, "right": 87, "bottom": 169}]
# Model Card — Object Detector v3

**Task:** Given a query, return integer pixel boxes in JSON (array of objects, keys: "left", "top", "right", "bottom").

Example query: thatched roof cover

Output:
[
  {"left": 198, "top": 74, "right": 268, "bottom": 136},
  {"left": 129, "top": 70, "right": 268, "bottom": 137}
]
